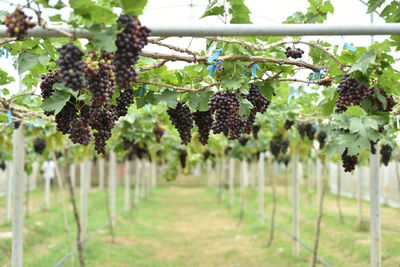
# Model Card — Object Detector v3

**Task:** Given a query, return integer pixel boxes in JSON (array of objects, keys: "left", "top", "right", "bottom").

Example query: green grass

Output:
[{"left": 0, "top": 183, "right": 399, "bottom": 266}]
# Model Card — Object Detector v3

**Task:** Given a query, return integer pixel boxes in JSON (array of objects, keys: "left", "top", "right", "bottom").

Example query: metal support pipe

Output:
[{"left": 1, "top": 24, "right": 400, "bottom": 38}]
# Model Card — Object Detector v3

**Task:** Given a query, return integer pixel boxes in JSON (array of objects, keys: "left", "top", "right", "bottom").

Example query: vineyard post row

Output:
[{"left": 6, "top": 126, "right": 157, "bottom": 266}]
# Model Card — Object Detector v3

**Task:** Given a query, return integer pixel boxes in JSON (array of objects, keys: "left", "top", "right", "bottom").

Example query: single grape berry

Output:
[{"left": 33, "top": 138, "right": 46, "bottom": 154}]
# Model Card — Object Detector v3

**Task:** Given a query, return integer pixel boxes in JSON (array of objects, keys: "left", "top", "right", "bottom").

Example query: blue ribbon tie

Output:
[
  {"left": 344, "top": 43, "right": 356, "bottom": 52},
  {"left": 206, "top": 60, "right": 222, "bottom": 77},
  {"left": 250, "top": 63, "right": 261, "bottom": 78},
  {"left": 7, "top": 109, "right": 12, "bottom": 123},
  {"left": 208, "top": 48, "right": 223, "bottom": 63}
]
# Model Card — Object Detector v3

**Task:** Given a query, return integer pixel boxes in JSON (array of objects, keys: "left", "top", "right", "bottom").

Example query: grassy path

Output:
[{"left": 84, "top": 186, "right": 276, "bottom": 267}]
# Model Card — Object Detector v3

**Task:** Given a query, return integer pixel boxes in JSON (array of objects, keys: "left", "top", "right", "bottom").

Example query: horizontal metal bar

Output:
[{"left": 0, "top": 24, "right": 400, "bottom": 38}]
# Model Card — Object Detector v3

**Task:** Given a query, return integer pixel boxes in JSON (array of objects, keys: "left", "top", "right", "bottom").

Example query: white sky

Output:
[{"left": 0, "top": 0, "right": 395, "bottom": 94}]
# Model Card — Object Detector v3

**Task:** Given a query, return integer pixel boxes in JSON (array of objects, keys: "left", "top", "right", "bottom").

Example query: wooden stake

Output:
[
  {"left": 80, "top": 159, "right": 88, "bottom": 241},
  {"left": 357, "top": 166, "right": 364, "bottom": 228}
]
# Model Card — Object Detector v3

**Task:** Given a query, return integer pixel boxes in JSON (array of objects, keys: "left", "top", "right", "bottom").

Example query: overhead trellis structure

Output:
[{"left": 1, "top": 23, "right": 400, "bottom": 38}]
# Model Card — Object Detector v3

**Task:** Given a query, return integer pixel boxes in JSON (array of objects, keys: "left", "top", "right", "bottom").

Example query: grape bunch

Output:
[
  {"left": 57, "top": 43, "right": 86, "bottom": 91},
  {"left": 40, "top": 70, "right": 62, "bottom": 116},
  {"left": 114, "top": 15, "right": 150, "bottom": 89},
  {"left": 284, "top": 120, "right": 295, "bottom": 130},
  {"left": 209, "top": 91, "right": 244, "bottom": 140},
  {"left": 40, "top": 70, "right": 61, "bottom": 100},
  {"left": 270, "top": 140, "right": 281, "bottom": 158},
  {"left": 270, "top": 138, "right": 289, "bottom": 158},
  {"left": 252, "top": 125, "right": 261, "bottom": 139},
  {"left": 239, "top": 137, "right": 248, "bottom": 146},
  {"left": 285, "top": 47, "right": 304, "bottom": 59},
  {"left": 153, "top": 124, "right": 165, "bottom": 143},
  {"left": 370, "top": 88, "right": 396, "bottom": 113},
  {"left": 123, "top": 138, "right": 150, "bottom": 160},
  {"left": 247, "top": 84, "right": 270, "bottom": 113},
  {"left": 84, "top": 51, "right": 115, "bottom": 105},
  {"left": 317, "top": 131, "right": 327, "bottom": 149},
  {"left": 341, "top": 149, "right": 358, "bottom": 172},
  {"left": 179, "top": 150, "right": 187, "bottom": 169},
  {"left": 380, "top": 145, "right": 393, "bottom": 166},
  {"left": 370, "top": 141, "right": 377, "bottom": 154},
  {"left": 90, "top": 104, "right": 118, "bottom": 154},
  {"left": 203, "top": 150, "right": 214, "bottom": 161},
  {"left": 0, "top": 161, "right": 5, "bottom": 171},
  {"left": 167, "top": 102, "right": 193, "bottom": 145},
  {"left": 33, "top": 138, "right": 46, "bottom": 154},
  {"left": 335, "top": 76, "right": 372, "bottom": 113},
  {"left": 297, "top": 123, "right": 316, "bottom": 140},
  {"left": 55, "top": 99, "right": 78, "bottom": 134},
  {"left": 193, "top": 110, "right": 213, "bottom": 145},
  {"left": 243, "top": 109, "right": 257, "bottom": 134},
  {"left": 68, "top": 118, "right": 91, "bottom": 146},
  {"left": 3, "top": 8, "right": 35, "bottom": 40},
  {"left": 116, "top": 87, "right": 134, "bottom": 117}
]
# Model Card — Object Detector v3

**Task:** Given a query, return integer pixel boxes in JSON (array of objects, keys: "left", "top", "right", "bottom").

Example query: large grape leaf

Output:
[
  {"left": 41, "top": 90, "right": 71, "bottom": 115},
  {"left": 119, "top": 0, "right": 148, "bottom": 16},
  {"left": 348, "top": 50, "right": 376, "bottom": 74}
]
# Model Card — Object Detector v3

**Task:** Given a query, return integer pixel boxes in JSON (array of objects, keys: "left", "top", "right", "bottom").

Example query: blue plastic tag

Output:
[
  {"left": 250, "top": 63, "right": 261, "bottom": 78},
  {"left": 7, "top": 109, "right": 12, "bottom": 123},
  {"left": 287, "top": 88, "right": 299, "bottom": 104},
  {"left": 145, "top": 104, "right": 150, "bottom": 110},
  {"left": 206, "top": 60, "right": 222, "bottom": 77},
  {"left": 0, "top": 47, "right": 9, "bottom": 59},
  {"left": 314, "top": 124, "right": 319, "bottom": 130},
  {"left": 344, "top": 43, "right": 356, "bottom": 52},
  {"left": 28, "top": 124, "right": 34, "bottom": 130},
  {"left": 37, "top": 119, "right": 43, "bottom": 126},
  {"left": 208, "top": 48, "right": 223, "bottom": 63},
  {"left": 139, "top": 85, "right": 147, "bottom": 97}
]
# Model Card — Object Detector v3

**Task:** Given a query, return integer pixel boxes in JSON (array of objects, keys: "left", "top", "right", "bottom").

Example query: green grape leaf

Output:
[
  {"left": 15, "top": 52, "right": 50, "bottom": 74},
  {"left": 349, "top": 117, "right": 366, "bottom": 136},
  {"left": 348, "top": 50, "right": 376, "bottom": 74},
  {"left": 239, "top": 98, "right": 253, "bottom": 117},
  {"left": 91, "top": 28, "right": 117, "bottom": 52},
  {"left": 340, "top": 106, "right": 366, "bottom": 116},
  {"left": 154, "top": 90, "right": 179, "bottom": 108},
  {"left": 227, "top": 0, "right": 251, "bottom": 24},
  {"left": 201, "top": 5, "right": 225, "bottom": 19},
  {"left": 119, "top": 0, "right": 148, "bottom": 16},
  {"left": 41, "top": 90, "right": 71, "bottom": 115},
  {"left": 367, "top": 0, "right": 385, "bottom": 13}
]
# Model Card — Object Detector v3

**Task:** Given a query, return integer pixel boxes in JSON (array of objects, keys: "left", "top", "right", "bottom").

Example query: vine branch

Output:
[
  {"left": 205, "top": 37, "right": 344, "bottom": 71},
  {"left": 140, "top": 50, "right": 323, "bottom": 71},
  {"left": 148, "top": 40, "right": 198, "bottom": 56},
  {"left": 135, "top": 80, "right": 219, "bottom": 92}
]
